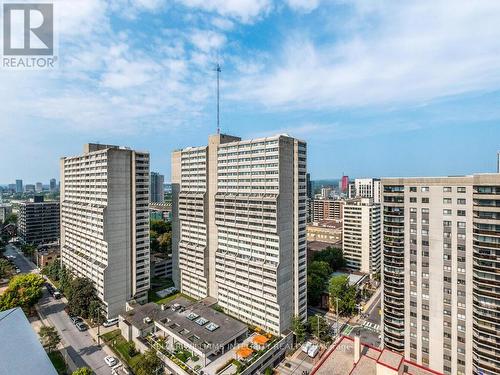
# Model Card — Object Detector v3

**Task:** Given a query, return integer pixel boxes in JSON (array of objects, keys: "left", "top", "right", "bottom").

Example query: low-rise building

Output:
[
  {"left": 311, "top": 335, "right": 442, "bottom": 375},
  {"left": 150, "top": 253, "right": 173, "bottom": 279},
  {"left": 35, "top": 242, "right": 60, "bottom": 268},
  {"left": 119, "top": 296, "right": 292, "bottom": 375},
  {"left": 307, "top": 220, "right": 342, "bottom": 244}
]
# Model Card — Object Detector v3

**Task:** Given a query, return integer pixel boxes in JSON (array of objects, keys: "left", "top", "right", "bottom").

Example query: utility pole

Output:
[{"left": 336, "top": 297, "right": 339, "bottom": 337}]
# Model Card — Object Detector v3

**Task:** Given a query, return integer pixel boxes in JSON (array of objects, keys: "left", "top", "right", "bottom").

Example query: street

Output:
[{"left": 4, "top": 244, "right": 112, "bottom": 375}]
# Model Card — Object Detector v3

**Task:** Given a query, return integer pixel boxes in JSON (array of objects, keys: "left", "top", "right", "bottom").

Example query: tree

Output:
[
  {"left": 59, "top": 265, "right": 72, "bottom": 294},
  {"left": 134, "top": 349, "right": 163, "bottom": 375},
  {"left": 307, "top": 261, "right": 332, "bottom": 306},
  {"left": 329, "top": 275, "right": 357, "bottom": 316},
  {"left": 311, "top": 247, "right": 345, "bottom": 271},
  {"left": 291, "top": 315, "right": 307, "bottom": 344},
  {"left": 67, "top": 277, "right": 99, "bottom": 319},
  {"left": 39, "top": 325, "right": 61, "bottom": 353},
  {"left": 0, "top": 273, "right": 45, "bottom": 311},
  {"left": 307, "top": 315, "right": 330, "bottom": 342},
  {"left": 21, "top": 244, "right": 36, "bottom": 259},
  {"left": 72, "top": 368, "right": 93, "bottom": 375},
  {"left": 42, "top": 261, "right": 61, "bottom": 281},
  {"left": 150, "top": 220, "right": 170, "bottom": 235},
  {"left": 3, "top": 213, "right": 17, "bottom": 225},
  {"left": 158, "top": 232, "right": 172, "bottom": 254},
  {"left": 0, "top": 258, "right": 12, "bottom": 278}
]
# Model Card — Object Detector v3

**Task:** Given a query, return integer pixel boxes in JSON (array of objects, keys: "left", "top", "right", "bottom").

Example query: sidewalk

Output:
[{"left": 35, "top": 303, "right": 79, "bottom": 373}]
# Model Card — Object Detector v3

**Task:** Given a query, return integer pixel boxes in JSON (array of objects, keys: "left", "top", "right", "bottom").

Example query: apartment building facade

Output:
[
  {"left": 381, "top": 174, "right": 500, "bottom": 375},
  {"left": 311, "top": 199, "right": 344, "bottom": 221},
  {"left": 172, "top": 134, "right": 307, "bottom": 334},
  {"left": 18, "top": 197, "right": 60, "bottom": 245},
  {"left": 351, "top": 178, "right": 381, "bottom": 203},
  {"left": 60, "top": 144, "right": 150, "bottom": 318},
  {"left": 342, "top": 198, "right": 381, "bottom": 274}
]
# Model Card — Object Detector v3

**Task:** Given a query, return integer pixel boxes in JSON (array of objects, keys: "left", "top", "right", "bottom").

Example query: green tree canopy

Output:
[
  {"left": 329, "top": 275, "right": 357, "bottom": 316},
  {"left": 311, "top": 247, "right": 345, "bottom": 271},
  {"left": 291, "top": 315, "right": 307, "bottom": 344},
  {"left": 158, "top": 232, "right": 172, "bottom": 254},
  {"left": 307, "top": 315, "right": 330, "bottom": 342},
  {"left": 0, "top": 258, "right": 13, "bottom": 278},
  {"left": 134, "top": 349, "right": 163, "bottom": 375},
  {"left": 67, "top": 277, "right": 99, "bottom": 319},
  {"left": 0, "top": 273, "right": 45, "bottom": 311},
  {"left": 307, "top": 260, "right": 332, "bottom": 306},
  {"left": 150, "top": 220, "right": 170, "bottom": 235},
  {"left": 39, "top": 325, "right": 61, "bottom": 353},
  {"left": 72, "top": 367, "right": 93, "bottom": 375}
]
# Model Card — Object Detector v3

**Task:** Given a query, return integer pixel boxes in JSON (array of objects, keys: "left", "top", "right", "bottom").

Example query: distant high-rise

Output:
[
  {"left": 49, "top": 178, "right": 57, "bottom": 192},
  {"left": 341, "top": 175, "right": 349, "bottom": 193},
  {"left": 18, "top": 196, "right": 59, "bottom": 245},
  {"left": 342, "top": 198, "right": 381, "bottom": 274},
  {"left": 352, "top": 178, "right": 381, "bottom": 203},
  {"left": 172, "top": 134, "right": 307, "bottom": 334},
  {"left": 24, "top": 184, "right": 35, "bottom": 193},
  {"left": 150, "top": 172, "right": 165, "bottom": 203},
  {"left": 15, "top": 179, "right": 23, "bottom": 193},
  {"left": 306, "top": 173, "right": 312, "bottom": 199},
  {"left": 497, "top": 151, "right": 500, "bottom": 173},
  {"left": 35, "top": 182, "right": 43, "bottom": 193},
  {"left": 381, "top": 174, "right": 500, "bottom": 375},
  {"left": 60, "top": 143, "right": 150, "bottom": 318},
  {"left": 311, "top": 198, "right": 344, "bottom": 221}
]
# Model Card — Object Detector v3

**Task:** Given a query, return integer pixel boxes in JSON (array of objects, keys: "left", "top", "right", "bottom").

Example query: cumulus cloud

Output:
[
  {"left": 231, "top": 0, "right": 500, "bottom": 109},
  {"left": 176, "top": 0, "right": 272, "bottom": 23}
]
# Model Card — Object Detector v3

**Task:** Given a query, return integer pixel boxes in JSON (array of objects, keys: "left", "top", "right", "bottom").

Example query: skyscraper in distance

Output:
[
  {"left": 60, "top": 143, "right": 150, "bottom": 318},
  {"left": 172, "top": 133, "right": 307, "bottom": 334},
  {"left": 15, "top": 179, "right": 23, "bottom": 193},
  {"left": 341, "top": 175, "right": 349, "bottom": 193},
  {"left": 150, "top": 172, "right": 165, "bottom": 203},
  {"left": 49, "top": 178, "right": 56, "bottom": 192}
]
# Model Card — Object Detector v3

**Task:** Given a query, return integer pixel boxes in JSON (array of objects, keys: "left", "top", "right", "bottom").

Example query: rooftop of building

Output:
[
  {"left": 308, "top": 220, "right": 343, "bottom": 229},
  {"left": 330, "top": 271, "right": 367, "bottom": 287},
  {"left": 307, "top": 241, "right": 334, "bottom": 252},
  {"left": 121, "top": 297, "right": 248, "bottom": 354},
  {"left": 0, "top": 308, "right": 58, "bottom": 375},
  {"left": 311, "top": 336, "right": 443, "bottom": 375}
]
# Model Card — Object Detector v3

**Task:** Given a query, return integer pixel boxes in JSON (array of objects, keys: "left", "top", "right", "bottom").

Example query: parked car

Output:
[
  {"left": 103, "top": 318, "right": 119, "bottom": 328},
  {"left": 308, "top": 344, "right": 320, "bottom": 358},
  {"left": 71, "top": 316, "right": 83, "bottom": 325},
  {"left": 53, "top": 291, "right": 62, "bottom": 299},
  {"left": 76, "top": 322, "right": 88, "bottom": 332},
  {"left": 104, "top": 356, "right": 118, "bottom": 367}
]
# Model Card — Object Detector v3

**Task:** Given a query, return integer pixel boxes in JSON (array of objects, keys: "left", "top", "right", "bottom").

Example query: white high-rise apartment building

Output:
[
  {"left": 60, "top": 144, "right": 150, "bottom": 318},
  {"left": 352, "top": 178, "right": 381, "bottom": 203},
  {"left": 172, "top": 134, "right": 307, "bottom": 334},
  {"left": 381, "top": 174, "right": 500, "bottom": 375},
  {"left": 342, "top": 198, "right": 381, "bottom": 274}
]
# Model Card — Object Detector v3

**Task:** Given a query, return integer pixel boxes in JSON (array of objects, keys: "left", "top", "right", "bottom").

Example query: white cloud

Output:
[
  {"left": 176, "top": 0, "right": 272, "bottom": 23},
  {"left": 231, "top": 0, "right": 500, "bottom": 109},
  {"left": 189, "top": 29, "right": 226, "bottom": 52},
  {"left": 286, "top": 0, "right": 321, "bottom": 13}
]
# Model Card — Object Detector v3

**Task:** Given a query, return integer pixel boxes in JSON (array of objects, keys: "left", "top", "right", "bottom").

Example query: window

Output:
[
  {"left": 458, "top": 222, "right": 466, "bottom": 228},
  {"left": 421, "top": 187, "right": 429, "bottom": 192},
  {"left": 410, "top": 197, "right": 417, "bottom": 203},
  {"left": 422, "top": 208, "right": 429, "bottom": 214},
  {"left": 409, "top": 187, "right": 417, "bottom": 192},
  {"left": 443, "top": 198, "right": 452, "bottom": 204},
  {"left": 410, "top": 207, "right": 417, "bottom": 213},
  {"left": 443, "top": 209, "right": 452, "bottom": 215},
  {"left": 422, "top": 197, "right": 429, "bottom": 203},
  {"left": 457, "top": 187, "right": 466, "bottom": 193},
  {"left": 443, "top": 220, "right": 452, "bottom": 226},
  {"left": 443, "top": 187, "right": 452, "bottom": 192},
  {"left": 457, "top": 198, "right": 466, "bottom": 205},
  {"left": 457, "top": 210, "right": 466, "bottom": 216}
]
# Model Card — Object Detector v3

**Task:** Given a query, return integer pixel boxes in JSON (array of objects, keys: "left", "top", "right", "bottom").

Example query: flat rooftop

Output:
[
  {"left": 0, "top": 308, "right": 58, "bottom": 375},
  {"left": 122, "top": 297, "right": 248, "bottom": 354},
  {"left": 311, "top": 336, "right": 443, "bottom": 375}
]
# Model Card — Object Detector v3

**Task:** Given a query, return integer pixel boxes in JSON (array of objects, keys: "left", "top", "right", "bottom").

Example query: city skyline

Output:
[{"left": 2, "top": 1, "right": 500, "bottom": 182}]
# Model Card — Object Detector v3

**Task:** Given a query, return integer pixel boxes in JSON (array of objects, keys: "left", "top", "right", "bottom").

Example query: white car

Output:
[{"left": 104, "top": 356, "right": 118, "bottom": 367}]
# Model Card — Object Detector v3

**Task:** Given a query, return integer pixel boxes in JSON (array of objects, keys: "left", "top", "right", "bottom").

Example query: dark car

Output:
[{"left": 76, "top": 322, "right": 88, "bottom": 332}]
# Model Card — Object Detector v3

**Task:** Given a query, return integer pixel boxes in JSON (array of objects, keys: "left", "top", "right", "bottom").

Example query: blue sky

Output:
[{"left": 1, "top": 0, "right": 500, "bottom": 183}]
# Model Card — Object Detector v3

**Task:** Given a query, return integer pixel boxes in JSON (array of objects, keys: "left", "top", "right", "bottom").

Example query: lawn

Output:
[
  {"left": 101, "top": 329, "right": 142, "bottom": 368},
  {"left": 148, "top": 291, "right": 195, "bottom": 305},
  {"left": 48, "top": 351, "right": 68, "bottom": 375}
]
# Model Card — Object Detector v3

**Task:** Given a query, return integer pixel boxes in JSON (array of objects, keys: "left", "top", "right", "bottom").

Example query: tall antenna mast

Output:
[{"left": 215, "top": 62, "right": 221, "bottom": 134}]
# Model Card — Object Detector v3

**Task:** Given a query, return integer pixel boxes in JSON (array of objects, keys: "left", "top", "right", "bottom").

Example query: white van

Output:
[
  {"left": 103, "top": 318, "right": 119, "bottom": 327},
  {"left": 308, "top": 344, "right": 320, "bottom": 358}
]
